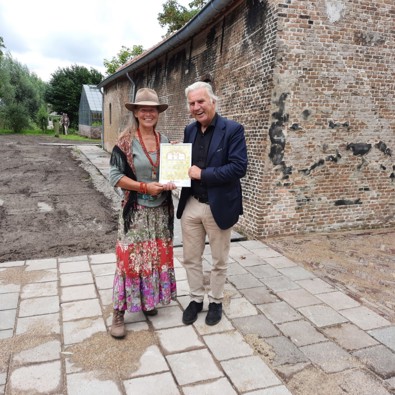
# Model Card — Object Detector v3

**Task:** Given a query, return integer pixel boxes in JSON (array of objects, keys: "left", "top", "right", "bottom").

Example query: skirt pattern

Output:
[{"left": 113, "top": 203, "right": 177, "bottom": 312}]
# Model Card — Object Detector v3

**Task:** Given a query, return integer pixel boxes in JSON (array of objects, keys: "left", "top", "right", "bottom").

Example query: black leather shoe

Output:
[
  {"left": 182, "top": 301, "right": 203, "bottom": 325},
  {"left": 143, "top": 308, "right": 158, "bottom": 316},
  {"left": 205, "top": 302, "right": 222, "bottom": 326}
]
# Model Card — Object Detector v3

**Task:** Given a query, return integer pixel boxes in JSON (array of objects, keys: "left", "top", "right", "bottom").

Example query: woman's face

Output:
[{"left": 134, "top": 106, "right": 159, "bottom": 129}]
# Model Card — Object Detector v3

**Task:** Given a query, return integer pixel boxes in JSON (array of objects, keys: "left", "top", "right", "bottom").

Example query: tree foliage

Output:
[
  {"left": 45, "top": 65, "right": 103, "bottom": 128},
  {"left": 103, "top": 45, "right": 144, "bottom": 75},
  {"left": 0, "top": 46, "right": 47, "bottom": 132},
  {"left": 158, "top": 0, "right": 207, "bottom": 35}
]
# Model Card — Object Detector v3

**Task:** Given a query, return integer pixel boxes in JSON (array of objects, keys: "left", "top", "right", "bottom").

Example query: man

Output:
[
  {"left": 60, "top": 113, "right": 70, "bottom": 135},
  {"left": 177, "top": 81, "right": 248, "bottom": 326}
]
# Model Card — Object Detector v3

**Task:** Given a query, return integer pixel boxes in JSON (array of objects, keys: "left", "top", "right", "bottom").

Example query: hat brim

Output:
[{"left": 125, "top": 102, "right": 168, "bottom": 113}]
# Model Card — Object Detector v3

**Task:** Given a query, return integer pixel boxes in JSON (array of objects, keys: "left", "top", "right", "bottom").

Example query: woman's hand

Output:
[{"left": 161, "top": 182, "right": 177, "bottom": 191}]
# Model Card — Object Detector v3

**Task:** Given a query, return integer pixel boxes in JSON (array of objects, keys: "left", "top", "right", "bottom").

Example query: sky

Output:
[{"left": 0, "top": 0, "right": 190, "bottom": 82}]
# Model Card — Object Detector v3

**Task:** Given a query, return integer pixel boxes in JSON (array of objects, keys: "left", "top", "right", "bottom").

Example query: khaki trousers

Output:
[{"left": 181, "top": 196, "right": 232, "bottom": 304}]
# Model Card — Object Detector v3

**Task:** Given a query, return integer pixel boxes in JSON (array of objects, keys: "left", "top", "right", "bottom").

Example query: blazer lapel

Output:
[{"left": 207, "top": 115, "right": 225, "bottom": 164}]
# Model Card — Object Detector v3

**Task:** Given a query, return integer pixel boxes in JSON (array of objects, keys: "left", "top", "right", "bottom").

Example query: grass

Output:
[{"left": 0, "top": 129, "right": 100, "bottom": 143}]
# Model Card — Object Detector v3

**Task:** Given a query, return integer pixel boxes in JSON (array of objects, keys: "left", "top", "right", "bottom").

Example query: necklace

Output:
[{"left": 136, "top": 128, "right": 160, "bottom": 180}]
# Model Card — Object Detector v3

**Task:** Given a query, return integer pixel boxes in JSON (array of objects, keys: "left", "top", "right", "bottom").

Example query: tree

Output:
[
  {"left": 36, "top": 105, "right": 49, "bottom": 131},
  {"left": 0, "top": 36, "right": 4, "bottom": 58},
  {"left": 103, "top": 45, "right": 144, "bottom": 75},
  {"left": 0, "top": 51, "right": 46, "bottom": 132},
  {"left": 45, "top": 65, "right": 103, "bottom": 128},
  {"left": 158, "top": 0, "right": 207, "bottom": 35}
]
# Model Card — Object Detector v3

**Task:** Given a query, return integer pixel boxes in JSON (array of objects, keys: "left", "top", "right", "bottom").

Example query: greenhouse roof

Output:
[{"left": 83, "top": 85, "right": 102, "bottom": 112}]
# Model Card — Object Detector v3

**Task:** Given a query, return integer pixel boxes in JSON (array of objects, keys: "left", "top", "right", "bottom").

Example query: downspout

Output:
[{"left": 99, "top": 87, "right": 104, "bottom": 149}]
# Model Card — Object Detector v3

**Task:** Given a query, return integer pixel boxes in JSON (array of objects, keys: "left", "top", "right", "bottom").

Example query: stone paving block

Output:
[
  {"left": 89, "top": 253, "right": 116, "bottom": 264},
  {"left": 25, "top": 257, "right": 57, "bottom": 271},
  {"left": 90, "top": 263, "right": 115, "bottom": 277},
  {"left": 232, "top": 314, "right": 280, "bottom": 338},
  {"left": 227, "top": 261, "right": 248, "bottom": 276},
  {"left": 60, "top": 271, "right": 94, "bottom": 287},
  {"left": 95, "top": 274, "right": 114, "bottom": 290},
  {"left": 125, "top": 320, "right": 150, "bottom": 332},
  {"left": 58, "top": 255, "right": 87, "bottom": 263},
  {"left": 0, "top": 260, "right": 24, "bottom": 268},
  {"left": 277, "top": 288, "right": 321, "bottom": 308},
  {"left": 278, "top": 266, "right": 316, "bottom": 281},
  {"left": 0, "top": 372, "right": 5, "bottom": 385},
  {"left": 62, "top": 299, "right": 102, "bottom": 321},
  {"left": 9, "top": 360, "right": 62, "bottom": 394},
  {"left": 296, "top": 277, "right": 335, "bottom": 294},
  {"left": 128, "top": 345, "right": 169, "bottom": 378},
  {"left": 228, "top": 273, "right": 263, "bottom": 289},
  {"left": 204, "top": 331, "right": 254, "bottom": 360},
  {"left": 298, "top": 304, "right": 348, "bottom": 327},
  {"left": 0, "top": 292, "right": 18, "bottom": 309},
  {"left": 148, "top": 305, "right": 184, "bottom": 330},
  {"left": 183, "top": 377, "right": 238, "bottom": 395},
  {"left": 221, "top": 355, "right": 281, "bottom": 392},
  {"left": 0, "top": 282, "right": 20, "bottom": 294},
  {"left": 260, "top": 276, "right": 300, "bottom": 292},
  {"left": 278, "top": 320, "right": 327, "bottom": 346},
  {"left": 175, "top": 266, "right": 187, "bottom": 280},
  {"left": 167, "top": 349, "right": 223, "bottom": 385},
  {"left": 157, "top": 326, "right": 204, "bottom": 354},
  {"left": 63, "top": 317, "right": 107, "bottom": 345},
  {"left": 265, "top": 336, "right": 309, "bottom": 366},
  {"left": 240, "top": 240, "right": 268, "bottom": 250},
  {"left": 245, "top": 385, "right": 293, "bottom": 395},
  {"left": 251, "top": 248, "right": 283, "bottom": 259},
  {"left": 339, "top": 369, "right": 392, "bottom": 395},
  {"left": 16, "top": 313, "right": 60, "bottom": 335},
  {"left": 233, "top": 253, "right": 268, "bottom": 267},
  {"left": 176, "top": 279, "right": 190, "bottom": 296},
  {"left": 67, "top": 371, "right": 122, "bottom": 395},
  {"left": 353, "top": 345, "right": 395, "bottom": 379},
  {"left": 98, "top": 288, "right": 112, "bottom": 306},
  {"left": 316, "top": 291, "right": 360, "bottom": 310},
  {"left": 369, "top": 326, "right": 395, "bottom": 352},
  {"left": 59, "top": 260, "right": 90, "bottom": 274},
  {"left": 300, "top": 341, "right": 356, "bottom": 373},
  {"left": 12, "top": 340, "right": 61, "bottom": 365},
  {"left": 240, "top": 287, "right": 278, "bottom": 305},
  {"left": 263, "top": 256, "right": 297, "bottom": 269},
  {"left": 30, "top": 268, "right": 58, "bottom": 283},
  {"left": 61, "top": 284, "right": 97, "bottom": 302},
  {"left": 19, "top": 295, "right": 59, "bottom": 317},
  {"left": 124, "top": 371, "right": 180, "bottom": 395},
  {"left": 21, "top": 281, "right": 58, "bottom": 299},
  {"left": 246, "top": 264, "right": 281, "bottom": 279},
  {"left": 0, "top": 329, "right": 13, "bottom": 339},
  {"left": 257, "top": 301, "right": 301, "bottom": 324},
  {"left": 193, "top": 312, "right": 235, "bottom": 335},
  {"left": 228, "top": 245, "right": 251, "bottom": 257},
  {"left": 224, "top": 282, "right": 242, "bottom": 299},
  {"left": 323, "top": 323, "right": 379, "bottom": 351},
  {"left": 224, "top": 296, "right": 258, "bottom": 319},
  {"left": 386, "top": 376, "right": 395, "bottom": 392},
  {"left": 339, "top": 306, "right": 391, "bottom": 330}
]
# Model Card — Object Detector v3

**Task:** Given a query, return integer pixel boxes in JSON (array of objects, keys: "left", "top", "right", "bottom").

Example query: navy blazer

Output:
[{"left": 176, "top": 114, "right": 248, "bottom": 230}]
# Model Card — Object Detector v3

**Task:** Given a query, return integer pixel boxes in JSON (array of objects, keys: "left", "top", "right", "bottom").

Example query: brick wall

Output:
[{"left": 101, "top": 0, "right": 394, "bottom": 238}]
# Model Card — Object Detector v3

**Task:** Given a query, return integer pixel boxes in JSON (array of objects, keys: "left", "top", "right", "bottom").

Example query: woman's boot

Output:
[{"left": 110, "top": 309, "right": 126, "bottom": 338}]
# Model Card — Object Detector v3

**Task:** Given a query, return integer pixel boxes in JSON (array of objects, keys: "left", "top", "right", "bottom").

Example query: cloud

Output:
[{"left": 0, "top": 0, "right": 190, "bottom": 81}]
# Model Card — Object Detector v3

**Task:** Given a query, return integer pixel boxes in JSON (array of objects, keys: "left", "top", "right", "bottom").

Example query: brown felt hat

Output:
[{"left": 125, "top": 88, "right": 168, "bottom": 113}]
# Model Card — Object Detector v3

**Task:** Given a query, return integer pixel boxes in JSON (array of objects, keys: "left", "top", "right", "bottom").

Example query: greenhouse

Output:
[{"left": 78, "top": 84, "right": 102, "bottom": 139}]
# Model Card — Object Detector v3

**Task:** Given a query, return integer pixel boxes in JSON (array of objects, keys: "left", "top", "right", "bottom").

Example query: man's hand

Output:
[{"left": 188, "top": 165, "right": 202, "bottom": 180}]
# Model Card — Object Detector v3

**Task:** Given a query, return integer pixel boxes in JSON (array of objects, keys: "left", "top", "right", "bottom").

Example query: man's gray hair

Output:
[{"left": 185, "top": 81, "right": 218, "bottom": 105}]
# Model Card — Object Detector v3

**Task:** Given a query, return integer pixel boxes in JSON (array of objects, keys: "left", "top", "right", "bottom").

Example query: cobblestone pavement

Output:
[{"left": 0, "top": 145, "right": 394, "bottom": 395}]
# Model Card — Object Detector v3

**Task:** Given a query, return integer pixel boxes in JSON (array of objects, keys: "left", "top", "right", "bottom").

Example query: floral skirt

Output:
[{"left": 113, "top": 203, "right": 177, "bottom": 312}]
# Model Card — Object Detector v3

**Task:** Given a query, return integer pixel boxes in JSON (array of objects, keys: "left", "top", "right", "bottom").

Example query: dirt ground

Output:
[
  {"left": 1, "top": 134, "right": 394, "bottom": 325},
  {"left": 0, "top": 134, "right": 118, "bottom": 263}
]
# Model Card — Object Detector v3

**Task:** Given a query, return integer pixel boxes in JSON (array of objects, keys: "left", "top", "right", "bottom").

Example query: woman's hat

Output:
[{"left": 125, "top": 88, "right": 168, "bottom": 113}]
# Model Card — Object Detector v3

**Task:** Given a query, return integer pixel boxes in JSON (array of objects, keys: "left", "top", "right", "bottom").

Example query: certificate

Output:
[{"left": 159, "top": 143, "right": 192, "bottom": 187}]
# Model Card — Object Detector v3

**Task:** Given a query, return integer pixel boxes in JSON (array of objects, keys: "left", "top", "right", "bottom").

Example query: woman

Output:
[{"left": 109, "top": 88, "right": 177, "bottom": 338}]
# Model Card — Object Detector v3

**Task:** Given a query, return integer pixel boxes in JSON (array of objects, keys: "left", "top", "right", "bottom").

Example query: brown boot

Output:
[{"left": 110, "top": 309, "right": 126, "bottom": 338}]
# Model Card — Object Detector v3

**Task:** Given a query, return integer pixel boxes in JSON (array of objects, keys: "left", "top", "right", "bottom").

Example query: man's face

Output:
[{"left": 187, "top": 88, "right": 216, "bottom": 128}]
